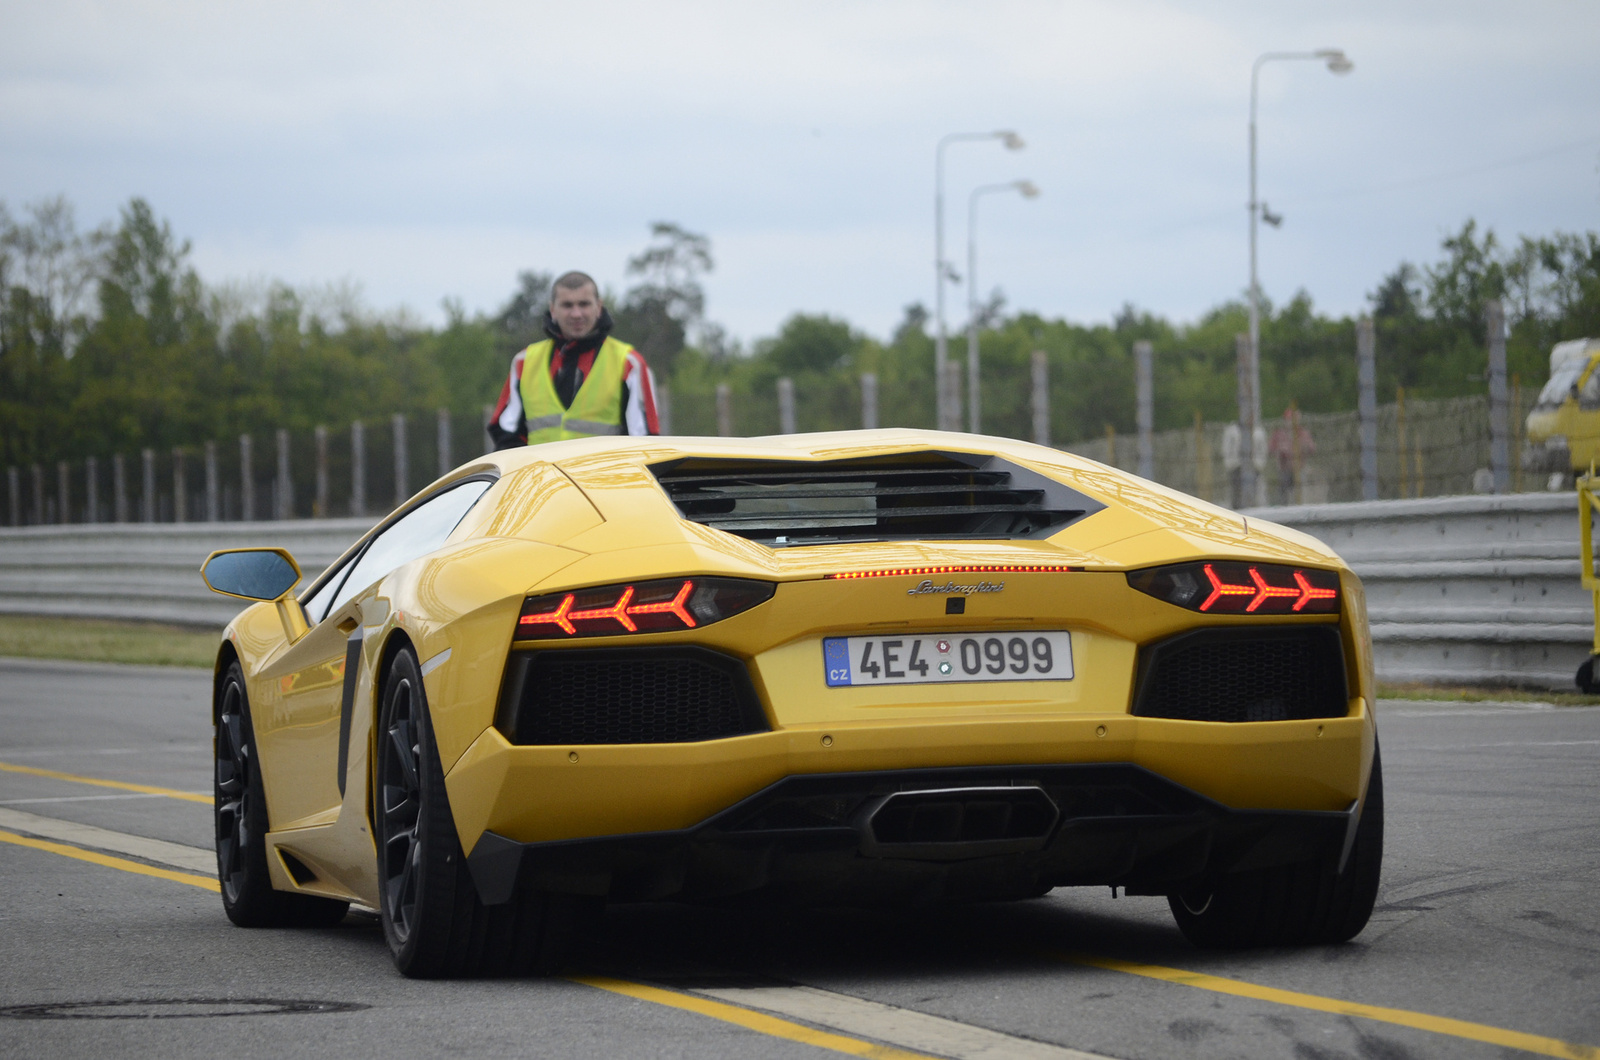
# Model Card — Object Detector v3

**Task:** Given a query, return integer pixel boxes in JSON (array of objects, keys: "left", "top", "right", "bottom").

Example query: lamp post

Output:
[
  {"left": 966, "top": 180, "right": 1039, "bottom": 434},
  {"left": 936, "top": 130, "right": 1024, "bottom": 431},
  {"left": 1243, "top": 47, "right": 1351, "bottom": 503}
]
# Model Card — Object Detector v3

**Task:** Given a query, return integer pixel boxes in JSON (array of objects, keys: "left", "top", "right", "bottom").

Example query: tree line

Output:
[{"left": 2, "top": 195, "right": 1597, "bottom": 470}]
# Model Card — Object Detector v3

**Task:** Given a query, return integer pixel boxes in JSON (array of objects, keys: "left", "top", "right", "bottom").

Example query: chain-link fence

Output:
[
  {"left": 2, "top": 385, "right": 1541, "bottom": 527},
  {"left": 1063, "top": 392, "right": 1535, "bottom": 507},
  {"left": 2, "top": 408, "right": 497, "bottom": 527}
]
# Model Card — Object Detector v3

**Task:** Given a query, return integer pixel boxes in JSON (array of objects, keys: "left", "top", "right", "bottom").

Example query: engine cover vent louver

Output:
[{"left": 649, "top": 451, "right": 1103, "bottom": 546}]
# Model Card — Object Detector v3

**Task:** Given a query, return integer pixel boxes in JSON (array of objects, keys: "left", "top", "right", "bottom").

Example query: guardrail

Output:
[
  {"left": 0, "top": 494, "right": 1589, "bottom": 689},
  {"left": 1246, "top": 491, "right": 1587, "bottom": 690},
  {"left": 0, "top": 519, "right": 374, "bottom": 627}
]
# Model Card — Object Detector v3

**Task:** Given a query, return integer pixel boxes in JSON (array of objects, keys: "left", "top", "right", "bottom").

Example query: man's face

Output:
[{"left": 551, "top": 283, "right": 602, "bottom": 340}]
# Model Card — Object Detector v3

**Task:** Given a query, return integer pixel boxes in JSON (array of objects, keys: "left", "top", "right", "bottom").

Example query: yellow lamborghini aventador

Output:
[{"left": 200, "top": 429, "right": 1381, "bottom": 977}]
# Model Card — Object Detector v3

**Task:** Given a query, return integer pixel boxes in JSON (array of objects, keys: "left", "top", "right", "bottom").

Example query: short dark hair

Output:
[{"left": 551, "top": 271, "right": 599, "bottom": 302}]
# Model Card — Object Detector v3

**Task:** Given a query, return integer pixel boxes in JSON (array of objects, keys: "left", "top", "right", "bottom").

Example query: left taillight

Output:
[
  {"left": 1127, "top": 561, "right": 1340, "bottom": 615},
  {"left": 515, "top": 577, "right": 775, "bottom": 640}
]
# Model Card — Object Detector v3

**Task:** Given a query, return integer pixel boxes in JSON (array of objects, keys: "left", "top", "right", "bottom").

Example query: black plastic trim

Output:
[
  {"left": 465, "top": 763, "right": 1354, "bottom": 906},
  {"left": 1131, "top": 624, "right": 1348, "bottom": 723},
  {"left": 336, "top": 627, "right": 362, "bottom": 796},
  {"left": 496, "top": 645, "right": 769, "bottom": 745}
]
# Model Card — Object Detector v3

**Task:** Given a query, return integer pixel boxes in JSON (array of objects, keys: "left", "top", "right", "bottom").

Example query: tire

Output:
[
  {"left": 1577, "top": 656, "right": 1599, "bottom": 694},
  {"left": 215, "top": 660, "right": 350, "bottom": 928},
  {"left": 1168, "top": 744, "right": 1384, "bottom": 948},
  {"left": 375, "top": 646, "right": 588, "bottom": 978}
]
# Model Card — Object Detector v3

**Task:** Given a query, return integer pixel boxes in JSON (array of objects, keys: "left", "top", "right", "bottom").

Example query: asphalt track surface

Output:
[{"left": 1, "top": 656, "right": 1598, "bottom": 1060}]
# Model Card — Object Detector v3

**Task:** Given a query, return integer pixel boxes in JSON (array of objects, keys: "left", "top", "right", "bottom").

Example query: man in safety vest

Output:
[{"left": 488, "top": 270, "right": 660, "bottom": 448}]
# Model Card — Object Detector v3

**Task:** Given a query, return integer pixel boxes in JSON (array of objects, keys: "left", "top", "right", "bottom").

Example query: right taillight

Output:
[{"left": 1128, "top": 561, "right": 1340, "bottom": 615}]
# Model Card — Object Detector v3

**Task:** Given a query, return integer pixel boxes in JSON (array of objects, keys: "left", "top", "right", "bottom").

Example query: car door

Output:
[{"left": 254, "top": 477, "right": 495, "bottom": 828}]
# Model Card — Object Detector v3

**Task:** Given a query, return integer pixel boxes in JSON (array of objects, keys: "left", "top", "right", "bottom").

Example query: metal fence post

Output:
[
  {"left": 777, "top": 378, "right": 796, "bottom": 435},
  {"left": 1487, "top": 298, "right": 1509, "bottom": 494},
  {"left": 141, "top": 448, "right": 156, "bottom": 523},
  {"left": 6, "top": 466, "right": 18, "bottom": 526},
  {"left": 1031, "top": 350, "right": 1050, "bottom": 446},
  {"left": 481, "top": 404, "right": 495, "bottom": 457},
  {"left": 861, "top": 373, "right": 879, "bottom": 429},
  {"left": 351, "top": 420, "right": 366, "bottom": 517},
  {"left": 275, "top": 428, "right": 292, "bottom": 521},
  {"left": 240, "top": 435, "right": 254, "bottom": 522},
  {"left": 943, "top": 361, "right": 964, "bottom": 433},
  {"left": 204, "top": 441, "right": 219, "bottom": 522},
  {"left": 1357, "top": 316, "right": 1378, "bottom": 501},
  {"left": 392, "top": 413, "right": 408, "bottom": 508},
  {"left": 57, "top": 460, "right": 70, "bottom": 524},
  {"left": 172, "top": 448, "right": 187, "bottom": 523},
  {"left": 716, "top": 384, "right": 733, "bottom": 437},
  {"left": 85, "top": 457, "right": 98, "bottom": 523},
  {"left": 113, "top": 453, "right": 128, "bottom": 523},
  {"left": 1135, "top": 340, "right": 1154, "bottom": 480},
  {"left": 436, "top": 408, "right": 452, "bottom": 478},
  {"left": 1235, "top": 333, "right": 1256, "bottom": 507},
  {"left": 315, "top": 425, "right": 329, "bottom": 518}
]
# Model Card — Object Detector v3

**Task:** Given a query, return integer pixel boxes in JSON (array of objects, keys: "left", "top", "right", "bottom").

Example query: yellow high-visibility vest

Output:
[{"left": 517, "top": 336, "right": 633, "bottom": 444}]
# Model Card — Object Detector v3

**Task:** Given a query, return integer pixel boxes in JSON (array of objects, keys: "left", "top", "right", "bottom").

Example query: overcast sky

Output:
[{"left": 2, "top": 1, "right": 1597, "bottom": 345}]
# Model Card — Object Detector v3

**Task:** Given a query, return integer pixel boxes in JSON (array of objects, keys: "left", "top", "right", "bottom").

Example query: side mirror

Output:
[{"left": 201, "top": 548, "right": 302, "bottom": 601}]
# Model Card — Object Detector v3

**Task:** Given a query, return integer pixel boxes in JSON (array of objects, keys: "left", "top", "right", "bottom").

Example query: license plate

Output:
[{"left": 823, "top": 631, "right": 1073, "bottom": 687}]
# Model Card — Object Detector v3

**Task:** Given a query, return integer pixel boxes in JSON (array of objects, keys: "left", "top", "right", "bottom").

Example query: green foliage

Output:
[{"left": 1, "top": 196, "right": 1596, "bottom": 473}]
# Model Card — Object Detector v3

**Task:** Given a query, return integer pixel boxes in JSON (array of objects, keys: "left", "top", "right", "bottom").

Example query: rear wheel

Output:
[
  {"left": 1577, "top": 656, "right": 1600, "bottom": 694},
  {"left": 376, "top": 646, "right": 587, "bottom": 978},
  {"left": 1168, "top": 744, "right": 1384, "bottom": 948},
  {"left": 215, "top": 660, "right": 349, "bottom": 928}
]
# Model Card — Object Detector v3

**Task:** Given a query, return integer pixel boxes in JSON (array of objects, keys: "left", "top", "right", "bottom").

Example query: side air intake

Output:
[{"left": 649, "top": 451, "right": 1102, "bottom": 546}]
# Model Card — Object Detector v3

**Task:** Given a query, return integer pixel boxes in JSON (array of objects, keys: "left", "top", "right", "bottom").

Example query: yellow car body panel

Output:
[{"left": 210, "top": 429, "right": 1377, "bottom": 910}]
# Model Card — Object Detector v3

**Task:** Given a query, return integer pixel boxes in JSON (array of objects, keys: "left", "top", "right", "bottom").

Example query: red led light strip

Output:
[
  {"left": 1199, "top": 563, "right": 1337, "bottom": 613},
  {"left": 518, "top": 580, "right": 698, "bottom": 635},
  {"left": 1291, "top": 570, "right": 1338, "bottom": 612},
  {"left": 825, "top": 565, "right": 1079, "bottom": 580}
]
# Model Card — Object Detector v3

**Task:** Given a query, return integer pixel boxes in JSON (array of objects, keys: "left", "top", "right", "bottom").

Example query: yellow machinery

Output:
[
  {"left": 1578, "top": 465, "right": 1600, "bottom": 692},
  {"left": 1526, "top": 338, "right": 1600, "bottom": 484}
]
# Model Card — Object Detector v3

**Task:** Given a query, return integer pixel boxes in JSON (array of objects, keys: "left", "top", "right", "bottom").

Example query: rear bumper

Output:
[
  {"left": 445, "top": 705, "right": 1374, "bottom": 902},
  {"left": 464, "top": 762, "right": 1359, "bottom": 905}
]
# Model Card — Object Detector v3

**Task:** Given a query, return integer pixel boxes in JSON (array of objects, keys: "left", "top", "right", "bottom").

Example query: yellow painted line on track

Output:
[
  {"left": 1063, "top": 953, "right": 1599, "bottom": 1059},
  {"left": 0, "top": 829, "right": 219, "bottom": 892},
  {"left": 0, "top": 760, "right": 211, "bottom": 805},
  {"left": 570, "top": 976, "right": 942, "bottom": 1060}
]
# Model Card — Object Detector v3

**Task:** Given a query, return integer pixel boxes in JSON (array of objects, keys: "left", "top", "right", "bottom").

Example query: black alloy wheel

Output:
[
  {"left": 378, "top": 660, "right": 426, "bottom": 948},
  {"left": 374, "top": 646, "right": 595, "bottom": 978},
  {"left": 1167, "top": 743, "right": 1385, "bottom": 948},
  {"left": 214, "top": 660, "right": 349, "bottom": 928}
]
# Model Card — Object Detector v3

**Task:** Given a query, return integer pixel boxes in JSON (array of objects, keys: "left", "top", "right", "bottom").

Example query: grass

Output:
[
  {"left": 0, "top": 614, "right": 219, "bottom": 668},
  {"left": 1376, "top": 682, "right": 1600, "bottom": 707}
]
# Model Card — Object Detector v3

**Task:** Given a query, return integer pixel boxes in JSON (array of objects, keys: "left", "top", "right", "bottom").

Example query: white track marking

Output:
[
  {"left": 695, "top": 984, "right": 1113, "bottom": 1060},
  {"left": 0, "top": 807, "right": 214, "bottom": 874}
]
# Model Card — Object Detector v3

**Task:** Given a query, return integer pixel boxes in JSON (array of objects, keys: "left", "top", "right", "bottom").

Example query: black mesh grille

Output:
[
  {"left": 1132, "top": 626, "right": 1348, "bottom": 722},
  {"left": 649, "top": 451, "right": 1102, "bottom": 545},
  {"left": 502, "top": 647, "right": 767, "bottom": 745}
]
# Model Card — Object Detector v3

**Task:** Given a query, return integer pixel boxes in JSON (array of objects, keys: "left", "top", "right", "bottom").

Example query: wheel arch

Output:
[
  {"left": 212, "top": 639, "right": 242, "bottom": 725},
  {"left": 367, "top": 626, "right": 421, "bottom": 834}
]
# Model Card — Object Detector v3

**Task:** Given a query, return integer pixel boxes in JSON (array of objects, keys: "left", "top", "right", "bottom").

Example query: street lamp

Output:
[
  {"left": 936, "top": 130, "right": 1024, "bottom": 431},
  {"left": 1242, "top": 47, "right": 1351, "bottom": 503},
  {"left": 966, "top": 180, "right": 1039, "bottom": 434}
]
